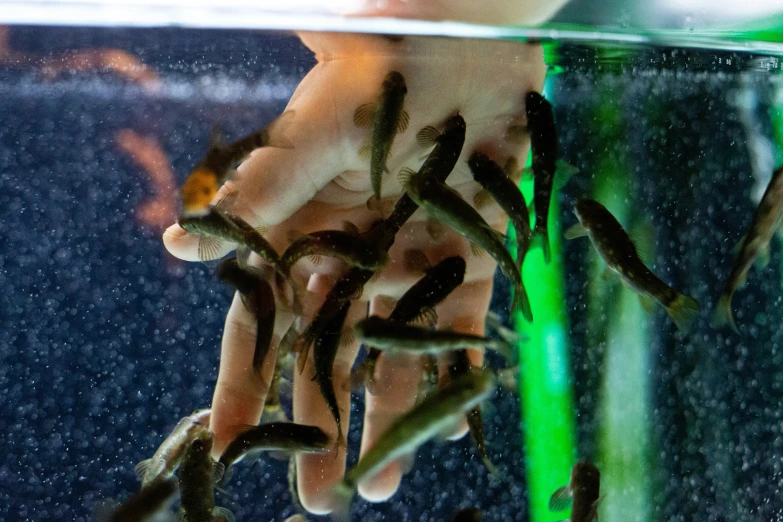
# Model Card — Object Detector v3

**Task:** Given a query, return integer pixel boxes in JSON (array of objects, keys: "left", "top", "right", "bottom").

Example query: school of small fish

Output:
[{"left": 106, "top": 68, "right": 783, "bottom": 522}]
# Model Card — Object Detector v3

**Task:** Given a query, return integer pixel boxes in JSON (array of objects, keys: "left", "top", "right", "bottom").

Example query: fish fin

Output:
[
  {"left": 512, "top": 281, "right": 533, "bottom": 323},
  {"left": 342, "top": 220, "right": 360, "bottom": 235},
  {"left": 198, "top": 235, "right": 223, "bottom": 262},
  {"left": 266, "top": 110, "right": 296, "bottom": 149},
  {"left": 353, "top": 103, "right": 375, "bottom": 128},
  {"left": 358, "top": 142, "right": 371, "bottom": 160},
  {"left": 638, "top": 294, "right": 657, "bottom": 313},
  {"left": 418, "top": 307, "right": 439, "bottom": 329},
  {"left": 397, "top": 167, "right": 416, "bottom": 187},
  {"left": 212, "top": 506, "right": 235, "bottom": 522},
  {"left": 341, "top": 327, "right": 356, "bottom": 348},
  {"left": 495, "top": 365, "right": 519, "bottom": 392},
  {"left": 425, "top": 217, "right": 447, "bottom": 241},
  {"left": 350, "top": 285, "right": 364, "bottom": 300},
  {"left": 212, "top": 460, "right": 226, "bottom": 483},
  {"left": 473, "top": 189, "right": 494, "bottom": 210},
  {"left": 487, "top": 313, "right": 525, "bottom": 344},
  {"left": 403, "top": 248, "right": 431, "bottom": 274},
  {"left": 665, "top": 293, "right": 701, "bottom": 333},
  {"left": 134, "top": 458, "right": 153, "bottom": 482},
  {"left": 552, "top": 160, "right": 579, "bottom": 191},
  {"left": 504, "top": 124, "right": 528, "bottom": 144},
  {"left": 564, "top": 222, "right": 588, "bottom": 240},
  {"left": 415, "top": 125, "right": 441, "bottom": 147},
  {"left": 711, "top": 292, "right": 739, "bottom": 334},
  {"left": 470, "top": 242, "right": 487, "bottom": 257},
  {"left": 308, "top": 255, "right": 323, "bottom": 266},
  {"left": 548, "top": 485, "right": 573, "bottom": 511},
  {"left": 214, "top": 188, "right": 239, "bottom": 211},
  {"left": 758, "top": 244, "right": 771, "bottom": 268},
  {"left": 397, "top": 110, "right": 410, "bottom": 133},
  {"left": 331, "top": 480, "right": 355, "bottom": 522}
]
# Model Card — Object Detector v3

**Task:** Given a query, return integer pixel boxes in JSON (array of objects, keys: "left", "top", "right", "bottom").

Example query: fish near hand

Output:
[{"left": 162, "top": 32, "right": 546, "bottom": 515}]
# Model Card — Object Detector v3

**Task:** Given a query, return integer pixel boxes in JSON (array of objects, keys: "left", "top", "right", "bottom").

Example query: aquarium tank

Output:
[{"left": 2, "top": 0, "right": 783, "bottom": 521}]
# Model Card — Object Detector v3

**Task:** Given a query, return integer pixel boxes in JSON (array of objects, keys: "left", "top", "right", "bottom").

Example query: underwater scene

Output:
[{"left": 2, "top": 3, "right": 783, "bottom": 521}]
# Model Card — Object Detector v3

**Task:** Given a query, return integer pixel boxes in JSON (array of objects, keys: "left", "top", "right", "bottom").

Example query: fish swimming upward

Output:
[
  {"left": 549, "top": 460, "right": 601, "bottom": 522},
  {"left": 713, "top": 165, "right": 783, "bottom": 332},
  {"left": 565, "top": 198, "right": 700, "bottom": 332}
]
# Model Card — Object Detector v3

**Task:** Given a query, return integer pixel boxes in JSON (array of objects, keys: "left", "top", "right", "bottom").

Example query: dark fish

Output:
[
  {"left": 447, "top": 350, "right": 495, "bottom": 475},
  {"left": 399, "top": 167, "right": 532, "bottom": 321},
  {"left": 295, "top": 115, "right": 466, "bottom": 362},
  {"left": 218, "top": 422, "right": 330, "bottom": 484},
  {"left": 103, "top": 477, "right": 178, "bottom": 522},
  {"left": 180, "top": 111, "right": 294, "bottom": 216},
  {"left": 359, "top": 254, "right": 466, "bottom": 392},
  {"left": 525, "top": 91, "right": 558, "bottom": 263},
  {"left": 549, "top": 460, "right": 601, "bottom": 522},
  {"left": 178, "top": 430, "right": 234, "bottom": 522},
  {"left": 332, "top": 370, "right": 496, "bottom": 521},
  {"left": 282, "top": 228, "right": 389, "bottom": 273},
  {"left": 135, "top": 409, "right": 211, "bottom": 488},
  {"left": 714, "top": 165, "right": 783, "bottom": 332},
  {"left": 354, "top": 71, "right": 409, "bottom": 202},
  {"left": 216, "top": 258, "right": 276, "bottom": 373},
  {"left": 468, "top": 152, "right": 532, "bottom": 270},
  {"left": 312, "top": 301, "right": 351, "bottom": 446},
  {"left": 565, "top": 198, "right": 700, "bottom": 332},
  {"left": 178, "top": 206, "right": 248, "bottom": 262},
  {"left": 355, "top": 316, "right": 515, "bottom": 362}
]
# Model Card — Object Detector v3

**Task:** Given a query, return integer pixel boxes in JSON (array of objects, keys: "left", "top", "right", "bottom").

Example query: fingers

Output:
[
  {"left": 434, "top": 279, "right": 492, "bottom": 440},
  {"left": 294, "top": 301, "right": 365, "bottom": 515},
  {"left": 208, "top": 292, "right": 290, "bottom": 458},
  {"left": 357, "top": 296, "right": 424, "bottom": 502}
]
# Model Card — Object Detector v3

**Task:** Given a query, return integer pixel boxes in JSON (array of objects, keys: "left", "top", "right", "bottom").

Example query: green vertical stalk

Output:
[
  {"left": 590, "top": 92, "right": 652, "bottom": 522},
  {"left": 513, "top": 77, "right": 577, "bottom": 522}
]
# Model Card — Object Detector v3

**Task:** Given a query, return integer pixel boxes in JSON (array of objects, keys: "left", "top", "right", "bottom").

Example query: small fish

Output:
[
  {"left": 713, "top": 165, "right": 783, "bottom": 332},
  {"left": 331, "top": 370, "right": 496, "bottom": 521},
  {"left": 565, "top": 198, "right": 700, "bottom": 332},
  {"left": 282, "top": 226, "right": 389, "bottom": 273},
  {"left": 312, "top": 301, "right": 352, "bottom": 446},
  {"left": 359, "top": 254, "right": 467, "bottom": 392},
  {"left": 447, "top": 349, "right": 496, "bottom": 475},
  {"left": 180, "top": 111, "right": 294, "bottom": 216},
  {"left": 135, "top": 409, "right": 211, "bottom": 487},
  {"left": 354, "top": 71, "right": 409, "bottom": 202},
  {"left": 102, "top": 476, "right": 178, "bottom": 522},
  {"left": 399, "top": 167, "right": 532, "bottom": 321},
  {"left": 218, "top": 422, "right": 330, "bottom": 484},
  {"left": 526, "top": 91, "right": 558, "bottom": 263},
  {"left": 178, "top": 206, "right": 248, "bottom": 262},
  {"left": 469, "top": 152, "right": 532, "bottom": 270},
  {"left": 549, "top": 460, "right": 601, "bottom": 522},
  {"left": 178, "top": 430, "right": 234, "bottom": 522},
  {"left": 216, "top": 257, "right": 276, "bottom": 373},
  {"left": 355, "top": 316, "right": 516, "bottom": 362}
]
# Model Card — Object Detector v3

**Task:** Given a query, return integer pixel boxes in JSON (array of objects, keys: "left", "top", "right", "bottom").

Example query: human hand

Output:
[{"left": 163, "top": 32, "right": 545, "bottom": 514}]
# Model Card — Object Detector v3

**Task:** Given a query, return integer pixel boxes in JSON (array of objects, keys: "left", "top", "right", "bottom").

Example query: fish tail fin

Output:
[
  {"left": 331, "top": 480, "right": 355, "bottom": 522},
  {"left": 512, "top": 281, "right": 533, "bottom": 323},
  {"left": 711, "top": 292, "right": 739, "bottom": 334},
  {"left": 665, "top": 293, "right": 701, "bottom": 333},
  {"left": 531, "top": 227, "right": 551, "bottom": 263}
]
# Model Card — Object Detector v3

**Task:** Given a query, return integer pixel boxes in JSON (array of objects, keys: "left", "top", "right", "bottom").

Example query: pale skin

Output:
[{"left": 163, "top": 31, "right": 546, "bottom": 514}]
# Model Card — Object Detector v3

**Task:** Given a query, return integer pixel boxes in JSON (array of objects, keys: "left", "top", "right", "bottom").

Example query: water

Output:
[{"left": 1, "top": 19, "right": 783, "bottom": 522}]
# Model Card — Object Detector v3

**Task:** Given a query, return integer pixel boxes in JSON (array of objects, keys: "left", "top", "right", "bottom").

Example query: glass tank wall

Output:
[{"left": 1, "top": 2, "right": 783, "bottom": 521}]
